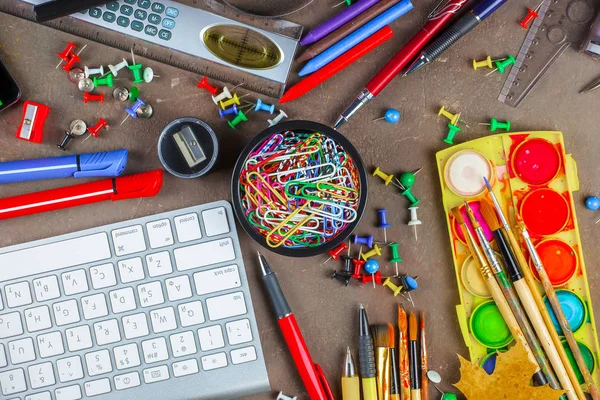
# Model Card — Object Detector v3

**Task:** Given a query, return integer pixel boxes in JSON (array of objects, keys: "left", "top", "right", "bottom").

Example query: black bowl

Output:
[{"left": 231, "top": 120, "right": 368, "bottom": 257}]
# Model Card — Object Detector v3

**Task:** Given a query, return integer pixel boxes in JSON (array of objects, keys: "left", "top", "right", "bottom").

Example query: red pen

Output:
[
  {"left": 0, "top": 169, "right": 163, "bottom": 220},
  {"left": 334, "top": 0, "right": 470, "bottom": 129},
  {"left": 257, "top": 252, "right": 334, "bottom": 400}
]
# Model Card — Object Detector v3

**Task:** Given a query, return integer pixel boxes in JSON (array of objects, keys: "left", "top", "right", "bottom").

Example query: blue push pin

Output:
[
  {"left": 400, "top": 274, "right": 418, "bottom": 291},
  {"left": 353, "top": 234, "right": 374, "bottom": 249},
  {"left": 364, "top": 259, "right": 380, "bottom": 289},
  {"left": 254, "top": 98, "right": 275, "bottom": 114},
  {"left": 377, "top": 209, "right": 391, "bottom": 243},
  {"left": 373, "top": 108, "right": 401, "bottom": 124},
  {"left": 585, "top": 196, "right": 600, "bottom": 211},
  {"left": 120, "top": 98, "right": 145, "bottom": 126},
  {"left": 219, "top": 104, "right": 238, "bottom": 119}
]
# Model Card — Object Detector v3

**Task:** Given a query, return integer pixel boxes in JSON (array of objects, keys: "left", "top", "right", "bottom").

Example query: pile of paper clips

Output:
[{"left": 238, "top": 130, "right": 362, "bottom": 249}]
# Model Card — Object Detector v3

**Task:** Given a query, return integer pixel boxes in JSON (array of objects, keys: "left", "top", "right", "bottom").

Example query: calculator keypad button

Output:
[
  {"left": 148, "top": 13, "right": 162, "bottom": 25},
  {"left": 158, "top": 29, "right": 172, "bottom": 41},
  {"left": 151, "top": 2, "right": 166, "bottom": 13},
  {"left": 117, "top": 16, "right": 130, "bottom": 27},
  {"left": 165, "top": 7, "right": 179, "bottom": 17},
  {"left": 106, "top": 2, "right": 119, "bottom": 11},
  {"left": 131, "top": 21, "right": 144, "bottom": 31},
  {"left": 120, "top": 5, "right": 134, "bottom": 15},
  {"left": 89, "top": 8, "right": 102, "bottom": 18},
  {"left": 138, "top": 0, "right": 151, "bottom": 9},
  {"left": 145, "top": 25, "right": 158, "bottom": 36},
  {"left": 103, "top": 12, "right": 116, "bottom": 23}
]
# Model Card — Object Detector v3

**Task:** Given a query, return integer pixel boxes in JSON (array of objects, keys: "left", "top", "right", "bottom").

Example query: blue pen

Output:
[
  {"left": 405, "top": 0, "right": 508, "bottom": 74},
  {"left": 298, "top": 0, "right": 414, "bottom": 76},
  {"left": 0, "top": 149, "right": 128, "bottom": 184}
]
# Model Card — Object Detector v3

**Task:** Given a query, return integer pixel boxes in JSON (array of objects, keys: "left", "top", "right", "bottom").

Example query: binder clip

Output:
[{"left": 16, "top": 101, "right": 50, "bottom": 143}]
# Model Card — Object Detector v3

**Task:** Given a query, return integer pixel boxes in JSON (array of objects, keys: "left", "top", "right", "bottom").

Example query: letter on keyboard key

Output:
[
  {"left": 202, "top": 207, "right": 230, "bottom": 237},
  {"left": 25, "top": 305, "right": 52, "bottom": 332},
  {"left": 81, "top": 293, "right": 108, "bottom": 320},
  {"left": 62, "top": 269, "right": 89, "bottom": 295},
  {"left": 56, "top": 356, "right": 84, "bottom": 383},
  {"left": 55, "top": 384, "right": 82, "bottom": 400},
  {"left": 142, "top": 337, "right": 169, "bottom": 363},
  {"left": 172, "top": 359, "right": 199, "bottom": 377},
  {"left": 174, "top": 238, "right": 235, "bottom": 271},
  {"left": 33, "top": 276, "right": 61, "bottom": 301},
  {"left": 146, "top": 251, "right": 173, "bottom": 277},
  {"left": 206, "top": 291, "right": 247, "bottom": 321},
  {"left": 143, "top": 365, "right": 169, "bottom": 383},
  {"left": 201, "top": 352, "right": 227, "bottom": 371},
  {"left": 194, "top": 264, "right": 241, "bottom": 295},
  {"left": 9, "top": 337, "right": 36, "bottom": 364},
  {"left": 28, "top": 362, "right": 56, "bottom": 389},
  {"left": 231, "top": 346, "right": 257, "bottom": 365},
  {"left": 123, "top": 313, "right": 149, "bottom": 339},
  {"left": 109, "top": 287, "right": 136, "bottom": 314},
  {"left": 37, "top": 331, "right": 65, "bottom": 358},
  {"left": 66, "top": 326, "right": 93, "bottom": 352},
  {"left": 146, "top": 219, "right": 174, "bottom": 248},
  {"left": 178, "top": 301, "right": 205, "bottom": 327},
  {"left": 0, "top": 368, "right": 27, "bottom": 395},
  {"left": 0, "top": 312, "right": 24, "bottom": 338},
  {"left": 150, "top": 307, "right": 177, "bottom": 333},
  {"left": 0, "top": 344, "right": 6, "bottom": 367},
  {"left": 114, "top": 371, "right": 141, "bottom": 390},
  {"left": 111, "top": 225, "right": 146, "bottom": 256},
  {"left": 118, "top": 257, "right": 145, "bottom": 283},
  {"left": 166, "top": 275, "right": 192, "bottom": 301},
  {"left": 26, "top": 391, "right": 52, "bottom": 400},
  {"left": 85, "top": 350, "right": 113, "bottom": 376},
  {"left": 174, "top": 213, "right": 202, "bottom": 242},
  {"left": 5, "top": 281, "right": 32, "bottom": 308},
  {"left": 53, "top": 300, "right": 80, "bottom": 326},
  {"left": 84, "top": 378, "right": 111, "bottom": 397},
  {"left": 90, "top": 263, "right": 117, "bottom": 289},
  {"left": 93, "top": 319, "right": 121, "bottom": 345}
]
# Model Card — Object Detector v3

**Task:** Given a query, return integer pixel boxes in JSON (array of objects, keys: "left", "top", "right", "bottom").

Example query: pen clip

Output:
[{"left": 315, "top": 363, "right": 335, "bottom": 400}]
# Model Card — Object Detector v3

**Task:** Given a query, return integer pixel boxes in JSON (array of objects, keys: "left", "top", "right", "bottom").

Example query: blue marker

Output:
[
  {"left": 0, "top": 149, "right": 128, "bottom": 184},
  {"left": 298, "top": 0, "right": 414, "bottom": 76}
]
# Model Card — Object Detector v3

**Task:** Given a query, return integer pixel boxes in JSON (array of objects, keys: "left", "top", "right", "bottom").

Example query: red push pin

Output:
[
  {"left": 58, "top": 41, "right": 76, "bottom": 61},
  {"left": 327, "top": 242, "right": 349, "bottom": 263},
  {"left": 88, "top": 118, "right": 109, "bottom": 138},
  {"left": 519, "top": 1, "right": 543, "bottom": 29},
  {"left": 83, "top": 92, "right": 105, "bottom": 103},
  {"left": 351, "top": 258, "right": 366, "bottom": 279},
  {"left": 62, "top": 54, "right": 81, "bottom": 72},
  {"left": 197, "top": 76, "right": 218, "bottom": 95},
  {"left": 361, "top": 271, "right": 382, "bottom": 285}
]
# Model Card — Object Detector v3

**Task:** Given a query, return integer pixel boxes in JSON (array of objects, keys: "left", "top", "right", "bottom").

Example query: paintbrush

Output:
[
  {"left": 464, "top": 201, "right": 556, "bottom": 387},
  {"left": 420, "top": 311, "right": 429, "bottom": 400},
  {"left": 409, "top": 312, "right": 421, "bottom": 400},
  {"left": 517, "top": 216, "right": 600, "bottom": 400},
  {"left": 389, "top": 323, "right": 401, "bottom": 400},
  {"left": 398, "top": 305, "right": 411, "bottom": 400},
  {"left": 373, "top": 325, "right": 392, "bottom": 400},
  {"left": 481, "top": 199, "right": 576, "bottom": 400},
  {"left": 483, "top": 177, "right": 586, "bottom": 400}
]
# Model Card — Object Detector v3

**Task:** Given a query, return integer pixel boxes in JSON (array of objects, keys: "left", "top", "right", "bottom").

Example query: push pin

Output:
[
  {"left": 438, "top": 106, "right": 460, "bottom": 125},
  {"left": 399, "top": 274, "right": 419, "bottom": 291},
  {"left": 373, "top": 108, "right": 401, "bottom": 124},
  {"left": 331, "top": 271, "right": 352, "bottom": 286},
  {"left": 333, "top": 0, "right": 353, "bottom": 8},
  {"left": 219, "top": 104, "right": 238, "bottom": 118},
  {"left": 408, "top": 206, "right": 422, "bottom": 241},
  {"left": 228, "top": 110, "right": 249, "bottom": 130},
  {"left": 519, "top": 1, "right": 543, "bottom": 29},
  {"left": 108, "top": 58, "right": 129, "bottom": 77},
  {"left": 84, "top": 65, "right": 104, "bottom": 78},
  {"left": 388, "top": 242, "right": 402, "bottom": 275},
  {"left": 82, "top": 118, "right": 109, "bottom": 142},
  {"left": 342, "top": 256, "right": 353, "bottom": 275},
  {"left": 212, "top": 87, "right": 232, "bottom": 104},
  {"left": 485, "top": 55, "right": 516, "bottom": 76},
  {"left": 143, "top": 67, "right": 158, "bottom": 83},
  {"left": 136, "top": 103, "right": 153, "bottom": 119},
  {"left": 68, "top": 68, "right": 85, "bottom": 84},
  {"left": 83, "top": 92, "right": 105, "bottom": 103},
  {"left": 57, "top": 42, "right": 87, "bottom": 70},
  {"left": 220, "top": 93, "right": 244, "bottom": 109},
  {"left": 478, "top": 118, "right": 511, "bottom": 132},
  {"left": 373, "top": 167, "right": 394, "bottom": 186},
  {"left": 361, "top": 271, "right": 382, "bottom": 286},
  {"left": 113, "top": 87, "right": 130, "bottom": 102},
  {"left": 276, "top": 391, "right": 297, "bottom": 400},
  {"left": 398, "top": 181, "right": 420, "bottom": 207},
  {"left": 120, "top": 98, "right": 146, "bottom": 126},
  {"left": 93, "top": 74, "right": 114, "bottom": 88},
  {"left": 353, "top": 234, "right": 374, "bottom": 249},
  {"left": 434, "top": 386, "right": 457, "bottom": 400},
  {"left": 254, "top": 98, "right": 275, "bottom": 114},
  {"left": 128, "top": 64, "right": 144, "bottom": 84},
  {"left": 398, "top": 170, "right": 419, "bottom": 189},
  {"left": 377, "top": 209, "right": 391, "bottom": 243},
  {"left": 197, "top": 76, "right": 218, "bottom": 95},
  {"left": 351, "top": 258, "right": 366, "bottom": 279},
  {"left": 443, "top": 123, "right": 461, "bottom": 145},
  {"left": 78, "top": 78, "right": 95, "bottom": 93},
  {"left": 268, "top": 110, "right": 288, "bottom": 126},
  {"left": 361, "top": 244, "right": 381, "bottom": 261},
  {"left": 383, "top": 278, "right": 403, "bottom": 296},
  {"left": 586, "top": 196, "right": 600, "bottom": 211},
  {"left": 129, "top": 87, "right": 140, "bottom": 102},
  {"left": 57, "top": 119, "right": 87, "bottom": 151},
  {"left": 324, "top": 242, "right": 349, "bottom": 264},
  {"left": 472, "top": 56, "right": 493, "bottom": 70},
  {"left": 62, "top": 54, "right": 81, "bottom": 72},
  {"left": 363, "top": 260, "right": 380, "bottom": 288}
]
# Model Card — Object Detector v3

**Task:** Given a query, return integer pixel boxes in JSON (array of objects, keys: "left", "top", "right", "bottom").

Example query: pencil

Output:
[
  {"left": 409, "top": 312, "right": 421, "bottom": 400},
  {"left": 420, "top": 311, "right": 428, "bottom": 400},
  {"left": 398, "top": 305, "right": 411, "bottom": 400}
]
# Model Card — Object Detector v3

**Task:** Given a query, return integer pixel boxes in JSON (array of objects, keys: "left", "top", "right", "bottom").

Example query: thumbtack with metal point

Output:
[
  {"left": 478, "top": 118, "right": 511, "bottom": 132},
  {"left": 83, "top": 92, "right": 104, "bottom": 103},
  {"left": 57, "top": 119, "right": 87, "bottom": 151},
  {"left": 373, "top": 108, "right": 401, "bottom": 124},
  {"left": 383, "top": 278, "right": 404, "bottom": 296},
  {"left": 143, "top": 67, "right": 159, "bottom": 83},
  {"left": 268, "top": 110, "right": 288, "bottom": 126},
  {"left": 219, "top": 104, "right": 238, "bottom": 118},
  {"left": 197, "top": 76, "right": 218, "bottom": 95},
  {"left": 212, "top": 87, "right": 232, "bottom": 104},
  {"left": 82, "top": 118, "right": 109, "bottom": 143},
  {"left": 108, "top": 58, "right": 129, "bottom": 77},
  {"left": 120, "top": 98, "right": 146, "bottom": 126},
  {"left": 78, "top": 78, "right": 95, "bottom": 93},
  {"left": 377, "top": 209, "right": 391, "bottom": 243},
  {"left": 113, "top": 87, "right": 130, "bottom": 102},
  {"left": 84, "top": 65, "right": 104, "bottom": 78},
  {"left": 276, "top": 392, "right": 297, "bottom": 400},
  {"left": 332, "top": 0, "right": 352, "bottom": 7},
  {"left": 68, "top": 68, "right": 85, "bottom": 84},
  {"left": 323, "top": 241, "right": 348, "bottom": 264},
  {"left": 57, "top": 43, "right": 87, "bottom": 70},
  {"left": 408, "top": 206, "right": 421, "bottom": 241}
]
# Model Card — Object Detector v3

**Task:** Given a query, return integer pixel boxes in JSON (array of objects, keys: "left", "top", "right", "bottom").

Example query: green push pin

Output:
[
  {"left": 495, "top": 55, "right": 516, "bottom": 74},
  {"left": 129, "top": 86, "right": 140, "bottom": 102},
  {"left": 228, "top": 110, "right": 248, "bottom": 129},
  {"left": 401, "top": 186, "right": 420, "bottom": 207},
  {"left": 435, "top": 386, "right": 457, "bottom": 400},
  {"left": 388, "top": 243, "right": 403, "bottom": 263},
  {"left": 0, "top": 99, "right": 3, "bottom": 106},
  {"left": 129, "top": 64, "right": 144, "bottom": 84},
  {"left": 479, "top": 118, "right": 510, "bottom": 132},
  {"left": 443, "top": 123, "right": 461, "bottom": 145},
  {"left": 93, "top": 74, "right": 114, "bottom": 88},
  {"left": 399, "top": 171, "right": 415, "bottom": 188}
]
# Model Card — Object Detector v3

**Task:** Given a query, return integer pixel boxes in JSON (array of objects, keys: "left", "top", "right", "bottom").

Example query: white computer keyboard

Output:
[{"left": 0, "top": 201, "right": 269, "bottom": 400}]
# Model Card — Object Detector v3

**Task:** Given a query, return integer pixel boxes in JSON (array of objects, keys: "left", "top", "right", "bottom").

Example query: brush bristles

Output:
[
  {"left": 398, "top": 304, "right": 407, "bottom": 332},
  {"left": 409, "top": 312, "right": 418, "bottom": 341},
  {"left": 464, "top": 202, "right": 481, "bottom": 229},
  {"left": 372, "top": 324, "right": 391, "bottom": 347},
  {"left": 451, "top": 207, "right": 465, "bottom": 225},
  {"left": 388, "top": 323, "right": 395, "bottom": 348},
  {"left": 480, "top": 198, "right": 501, "bottom": 231}
]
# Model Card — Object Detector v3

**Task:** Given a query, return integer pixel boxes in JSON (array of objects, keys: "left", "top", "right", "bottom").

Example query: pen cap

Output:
[
  {"left": 112, "top": 169, "right": 163, "bottom": 200},
  {"left": 75, "top": 150, "right": 128, "bottom": 178}
]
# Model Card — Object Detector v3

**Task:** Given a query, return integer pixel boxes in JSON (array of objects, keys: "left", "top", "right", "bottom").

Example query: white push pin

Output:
[
  {"left": 408, "top": 206, "right": 422, "bottom": 241},
  {"left": 276, "top": 392, "right": 297, "bottom": 400},
  {"left": 211, "top": 87, "right": 232, "bottom": 104},
  {"left": 268, "top": 110, "right": 288, "bottom": 126},
  {"left": 84, "top": 65, "right": 104, "bottom": 78},
  {"left": 143, "top": 67, "right": 158, "bottom": 83},
  {"left": 108, "top": 58, "right": 129, "bottom": 77}
]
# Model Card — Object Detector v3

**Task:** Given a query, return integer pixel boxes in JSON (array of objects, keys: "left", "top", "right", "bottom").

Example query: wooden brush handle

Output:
[{"left": 399, "top": 333, "right": 411, "bottom": 400}]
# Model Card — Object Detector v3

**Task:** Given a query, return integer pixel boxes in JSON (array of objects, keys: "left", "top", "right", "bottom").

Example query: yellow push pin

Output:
[
  {"left": 361, "top": 244, "right": 382, "bottom": 261},
  {"left": 373, "top": 167, "right": 394, "bottom": 186},
  {"left": 383, "top": 278, "right": 403, "bottom": 296},
  {"left": 438, "top": 106, "right": 460, "bottom": 125},
  {"left": 472, "top": 56, "right": 493, "bottom": 70},
  {"left": 220, "top": 93, "right": 250, "bottom": 110}
]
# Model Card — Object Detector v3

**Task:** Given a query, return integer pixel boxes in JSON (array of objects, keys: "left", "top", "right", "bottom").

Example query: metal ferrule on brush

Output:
[
  {"left": 463, "top": 228, "right": 493, "bottom": 279},
  {"left": 474, "top": 228, "right": 502, "bottom": 273},
  {"left": 520, "top": 227, "right": 543, "bottom": 269}
]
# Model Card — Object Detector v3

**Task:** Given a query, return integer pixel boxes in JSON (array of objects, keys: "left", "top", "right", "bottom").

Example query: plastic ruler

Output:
[{"left": 498, "top": 0, "right": 597, "bottom": 107}]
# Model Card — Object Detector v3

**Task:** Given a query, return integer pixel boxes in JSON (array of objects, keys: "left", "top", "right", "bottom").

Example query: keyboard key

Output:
[
  {"left": 131, "top": 20, "right": 144, "bottom": 31},
  {"left": 146, "top": 219, "right": 174, "bottom": 248},
  {"left": 120, "top": 4, "right": 134, "bottom": 15},
  {"left": 55, "top": 384, "right": 82, "bottom": 400},
  {"left": 201, "top": 352, "right": 227, "bottom": 371},
  {"left": 146, "top": 251, "right": 173, "bottom": 277},
  {"left": 0, "top": 291, "right": 3, "bottom": 310},
  {"left": 142, "top": 337, "right": 169, "bottom": 363},
  {"left": 202, "top": 207, "right": 230, "bottom": 237},
  {"left": 198, "top": 325, "right": 225, "bottom": 351},
  {"left": 175, "top": 238, "right": 235, "bottom": 271},
  {"left": 28, "top": 362, "right": 55, "bottom": 389},
  {"left": 5, "top": 281, "right": 32, "bottom": 308},
  {"left": 158, "top": 29, "right": 172, "bottom": 41},
  {"left": 85, "top": 349, "right": 113, "bottom": 376},
  {"left": 62, "top": 269, "right": 89, "bottom": 295},
  {"left": 162, "top": 18, "right": 175, "bottom": 29},
  {"left": 103, "top": 11, "right": 116, "bottom": 23},
  {"left": 117, "top": 16, "right": 130, "bottom": 27},
  {"left": 0, "top": 312, "right": 23, "bottom": 338},
  {"left": 134, "top": 9, "right": 148, "bottom": 20},
  {"left": 111, "top": 225, "right": 146, "bottom": 256},
  {"left": 151, "top": 2, "right": 165, "bottom": 13},
  {"left": 178, "top": 301, "right": 205, "bottom": 327},
  {"left": 114, "top": 371, "right": 141, "bottom": 390},
  {"left": 57, "top": 356, "right": 84, "bottom": 383},
  {"left": 148, "top": 13, "right": 161, "bottom": 24},
  {"left": 118, "top": 257, "right": 145, "bottom": 283},
  {"left": 165, "top": 6, "right": 179, "bottom": 17},
  {"left": 124, "top": 0, "right": 136, "bottom": 3},
  {"left": 166, "top": 275, "right": 192, "bottom": 301},
  {"left": 66, "top": 325, "right": 93, "bottom": 352},
  {"left": 138, "top": 0, "right": 151, "bottom": 8},
  {"left": 145, "top": 25, "right": 158, "bottom": 36},
  {"left": 143, "top": 365, "right": 169, "bottom": 383},
  {"left": 231, "top": 346, "right": 257, "bottom": 365},
  {"left": 169, "top": 331, "right": 197, "bottom": 357},
  {"left": 206, "top": 292, "right": 247, "bottom": 321},
  {"left": 25, "top": 305, "right": 52, "bottom": 332},
  {"left": 109, "top": 287, "right": 136, "bottom": 314},
  {"left": 81, "top": 293, "right": 108, "bottom": 320},
  {"left": 138, "top": 281, "right": 164, "bottom": 307},
  {"left": 53, "top": 300, "right": 80, "bottom": 326},
  {"left": 226, "top": 318, "right": 253, "bottom": 345},
  {"left": 172, "top": 359, "right": 199, "bottom": 377},
  {"left": 174, "top": 213, "right": 202, "bottom": 242},
  {"left": 84, "top": 378, "right": 111, "bottom": 397},
  {"left": 113, "top": 343, "right": 141, "bottom": 370},
  {"left": 26, "top": 391, "right": 52, "bottom": 400},
  {"left": 0, "top": 344, "right": 6, "bottom": 367},
  {"left": 194, "top": 264, "right": 241, "bottom": 295},
  {"left": 123, "top": 313, "right": 149, "bottom": 339},
  {"left": 89, "top": 7, "right": 102, "bottom": 18},
  {"left": 0, "top": 368, "right": 26, "bottom": 395},
  {"left": 150, "top": 307, "right": 176, "bottom": 333},
  {"left": 9, "top": 337, "right": 36, "bottom": 364},
  {"left": 33, "top": 276, "right": 61, "bottom": 301},
  {"left": 106, "top": 1, "right": 119, "bottom": 11},
  {"left": 38, "top": 331, "right": 65, "bottom": 358},
  {"left": 90, "top": 263, "right": 117, "bottom": 289},
  {"left": 93, "top": 319, "right": 121, "bottom": 345}
]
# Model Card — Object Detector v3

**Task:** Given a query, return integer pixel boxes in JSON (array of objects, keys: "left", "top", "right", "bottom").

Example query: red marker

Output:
[
  {"left": 0, "top": 170, "right": 163, "bottom": 220},
  {"left": 257, "top": 252, "right": 334, "bottom": 400},
  {"left": 279, "top": 26, "right": 394, "bottom": 104}
]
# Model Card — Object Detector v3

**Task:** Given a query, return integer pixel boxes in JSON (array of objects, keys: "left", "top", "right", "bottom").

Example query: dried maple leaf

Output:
[{"left": 454, "top": 342, "right": 565, "bottom": 400}]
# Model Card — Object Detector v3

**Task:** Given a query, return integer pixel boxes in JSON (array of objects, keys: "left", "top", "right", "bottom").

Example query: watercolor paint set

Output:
[{"left": 436, "top": 131, "right": 600, "bottom": 386}]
